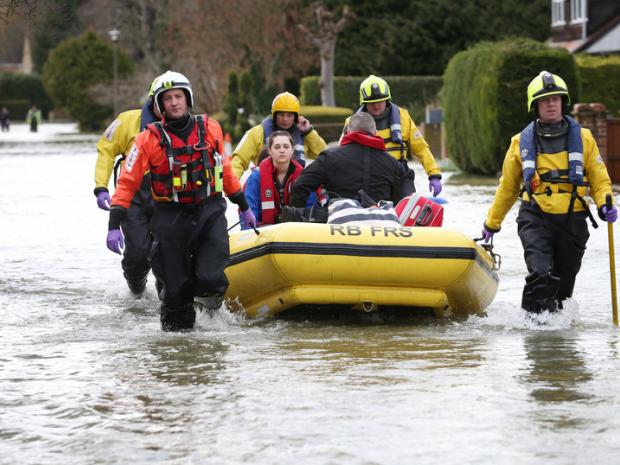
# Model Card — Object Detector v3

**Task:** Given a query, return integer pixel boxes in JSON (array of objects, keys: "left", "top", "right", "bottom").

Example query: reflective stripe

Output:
[
  {"left": 104, "top": 119, "right": 121, "bottom": 141},
  {"left": 294, "top": 144, "right": 305, "bottom": 152},
  {"left": 390, "top": 123, "right": 401, "bottom": 132},
  {"left": 234, "top": 132, "right": 249, "bottom": 152},
  {"left": 569, "top": 152, "right": 583, "bottom": 162},
  {"left": 125, "top": 144, "right": 139, "bottom": 173},
  {"left": 261, "top": 201, "right": 275, "bottom": 210},
  {"left": 522, "top": 160, "right": 535, "bottom": 169}
]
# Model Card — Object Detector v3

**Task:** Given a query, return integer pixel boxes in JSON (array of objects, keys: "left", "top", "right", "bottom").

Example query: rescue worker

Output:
[
  {"left": 290, "top": 112, "right": 406, "bottom": 208},
  {"left": 94, "top": 78, "right": 161, "bottom": 295},
  {"left": 230, "top": 92, "right": 327, "bottom": 179},
  {"left": 241, "top": 131, "right": 316, "bottom": 228},
  {"left": 481, "top": 71, "right": 617, "bottom": 313},
  {"left": 343, "top": 75, "right": 442, "bottom": 197},
  {"left": 106, "top": 71, "right": 257, "bottom": 331}
]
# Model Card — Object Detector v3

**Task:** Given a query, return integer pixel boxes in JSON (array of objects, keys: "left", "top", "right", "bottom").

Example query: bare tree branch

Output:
[
  {"left": 296, "top": 1, "right": 356, "bottom": 105},
  {"left": 0, "top": 0, "right": 37, "bottom": 22}
]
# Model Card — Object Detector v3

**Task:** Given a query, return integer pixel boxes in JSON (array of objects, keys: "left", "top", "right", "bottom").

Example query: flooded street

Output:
[{"left": 1, "top": 123, "right": 620, "bottom": 465}]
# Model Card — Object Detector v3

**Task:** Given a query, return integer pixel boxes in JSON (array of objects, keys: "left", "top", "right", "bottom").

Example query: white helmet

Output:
[{"left": 151, "top": 70, "right": 193, "bottom": 114}]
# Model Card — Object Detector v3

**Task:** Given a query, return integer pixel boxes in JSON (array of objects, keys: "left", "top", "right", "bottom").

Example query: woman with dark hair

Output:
[{"left": 241, "top": 130, "right": 316, "bottom": 228}]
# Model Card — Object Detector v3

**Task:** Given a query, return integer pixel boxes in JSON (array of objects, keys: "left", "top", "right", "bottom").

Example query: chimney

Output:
[{"left": 21, "top": 32, "right": 33, "bottom": 74}]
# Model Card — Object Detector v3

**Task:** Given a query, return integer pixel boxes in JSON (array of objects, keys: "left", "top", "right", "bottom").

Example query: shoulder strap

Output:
[
  {"left": 151, "top": 121, "right": 173, "bottom": 151},
  {"left": 195, "top": 114, "right": 207, "bottom": 149}
]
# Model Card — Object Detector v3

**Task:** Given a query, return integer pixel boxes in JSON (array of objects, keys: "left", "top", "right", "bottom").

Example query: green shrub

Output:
[
  {"left": 576, "top": 54, "right": 620, "bottom": 116},
  {"left": 300, "top": 105, "right": 352, "bottom": 123},
  {"left": 221, "top": 71, "right": 239, "bottom": 136},
  {"left": 300, "top": 76, "right": 443, "bottom": 123},
  {"left": 42, "top": 30, "right": 132, "bottom": 132},
  {"left": 442, "top": 38, "right": 579, "bottom": 174},
  {"left": 0, "top": 73, "right": 53, "bottom": 118},
  {"left": 301, "top": 105, "right": 352, "bottom": 143},
  {"left": 0, "top": 99, "right": 31, "bottom": 120},
  {"left": 237, "top": 70, "right": 255, "bottom": 137}
]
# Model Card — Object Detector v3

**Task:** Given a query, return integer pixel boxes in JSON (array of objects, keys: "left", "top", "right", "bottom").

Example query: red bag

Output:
[{"left": 395, "top": 194, "right": 444, "bottom": 227}]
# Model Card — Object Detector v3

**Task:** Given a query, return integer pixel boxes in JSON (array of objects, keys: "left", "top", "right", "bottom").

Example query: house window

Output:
[
  {"left": 570, "top": 0, "right": 587, "bottom": 23},
  {"left": 552, "top": 0, "right": 565, "bottom": 26}
]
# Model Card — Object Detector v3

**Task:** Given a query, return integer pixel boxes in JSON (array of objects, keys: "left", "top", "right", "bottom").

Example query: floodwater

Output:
[{"left": 1, "top": 123, "right": 620, "bottom": 465}]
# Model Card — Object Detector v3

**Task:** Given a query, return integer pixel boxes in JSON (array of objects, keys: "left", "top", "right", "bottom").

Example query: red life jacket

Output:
[
  {"left": 259, "top": 157, "right": 303, "bottom": 224},
  {"left": 148, "top": 115, "right": 223, "bottom": 204}
]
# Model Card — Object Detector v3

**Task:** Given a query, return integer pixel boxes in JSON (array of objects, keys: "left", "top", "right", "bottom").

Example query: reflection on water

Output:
[
  {"left": 270, "top": 322, "right": 487, "bottom": 397},
  {"left": 146, "top": 336, "right": 229, "bottom": 386},
  {"left": 523, "top": 331, "right": 592, "bottom": 403}
]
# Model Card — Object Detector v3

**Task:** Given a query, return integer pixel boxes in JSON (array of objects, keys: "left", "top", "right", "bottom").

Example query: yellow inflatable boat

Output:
[{"left": 224, "top": 223, "right": 499, "bottom": 318}]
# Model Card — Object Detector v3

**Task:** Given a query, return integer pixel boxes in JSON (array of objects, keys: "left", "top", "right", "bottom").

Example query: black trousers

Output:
[
  {"left": 517, "top": 202, "right": 589, "bottom": 305},
  {"left": 120, "top": 176, "right": 155, "bottom": 290},
  {"left": 399, "top": 159, "right": 416, "bottom": 197},
  {"left": 149, "top": 196, "right": 230, "bottom": 310}
]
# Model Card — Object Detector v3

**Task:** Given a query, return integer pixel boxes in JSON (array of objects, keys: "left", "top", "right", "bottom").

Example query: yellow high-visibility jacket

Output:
[
  {"left": 94, "top": 110, "right": 141, "bottom": 192},
  {"left": 231, "top": 124, "right": 327, "bottom": 179},
  {"left": 485, "top": 127, "right": 612, "bottom": 231},
  {"left": 344, "top": 106, "right": 441, "bottom": 177}
]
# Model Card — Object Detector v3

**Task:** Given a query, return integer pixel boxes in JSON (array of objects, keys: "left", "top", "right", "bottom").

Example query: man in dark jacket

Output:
[{"left": 290, "top": 112, "right": 406, "bottom": 208}]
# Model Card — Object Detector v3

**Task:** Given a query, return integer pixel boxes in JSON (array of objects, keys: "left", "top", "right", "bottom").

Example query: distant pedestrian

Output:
[
  {"left": 26, "top": 105, "right": 42, "bottom": 132},
  {"left": 0, "top": 106, "right": 10, "bottom": 132}
]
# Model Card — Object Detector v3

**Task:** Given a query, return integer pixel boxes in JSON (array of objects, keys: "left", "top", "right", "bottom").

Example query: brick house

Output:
[{"left": 549, "top": 0, "right": 620, "bottom": 53}]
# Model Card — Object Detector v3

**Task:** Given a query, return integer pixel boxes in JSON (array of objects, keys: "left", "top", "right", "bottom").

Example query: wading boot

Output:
[
  {"left": 194, "top": 294, "right": 224, "bottom": 315},
  {"left": 521, "top": 272, "right": 561, "bottom": 313},
  {"left": 521, "top": 295, "right": 558, "bottom": 313},
  {"left": 160, "top": 304, "right": 196, "bottom": 331},
  {"left": 125, "top": 274, "right": 147, "bottom": 295}
]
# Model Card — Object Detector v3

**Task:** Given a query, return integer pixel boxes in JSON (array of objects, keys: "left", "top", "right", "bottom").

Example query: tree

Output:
[
  {"left": 31, "top": 0, "right": 82, "bottom": 72},
  {"left": 163, "top": 0, "right": 315, "bottom": 113},
  {"left": 107, "top": 0, "right": 173, "bottom": 76},
  {"left": 236, "top": 70, "right": 256, "bottom": 137},
  {"left": 222, "top": 71, "right": 240, "bottom": 136},
  {"left": 297, "top": 1, "right": 355, "bottom": 106},
  {"left": 334, "top": 0, "right": 549, "bottom": 76},
  {"left": 42, "top": 29, "right": 132, "bottom": 131},
  {"left": 0, "top": 0, "right": 36, "bottom": 23}
]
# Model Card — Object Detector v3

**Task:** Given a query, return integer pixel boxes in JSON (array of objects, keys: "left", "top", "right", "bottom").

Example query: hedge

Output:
[
  {"left": 300, "top": 76, "right": 443, "bottom": 124},
  {"left": 211, "top": 105, "right": 350, "bottom": 144},
  {"left": 442, "top": 38, "right": 579, "bottom": 174},
  {"left": 576, "top": 53, "right": 620, "bottom": 116},
  {"left": 0, "top": 99, "right": 31, "bottom": 120},
  {"left": 301, "top": 105, "right": 352, "bottom": 143},
  {"left": 300, "top": 105, "right": 352, "bottom": 123},
  {"left": 0, "top": 73, "right": 53, "bottom": 118}
]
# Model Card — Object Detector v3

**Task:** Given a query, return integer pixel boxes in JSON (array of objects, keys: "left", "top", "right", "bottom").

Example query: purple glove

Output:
[
  {"left": 601, "top": 205, "right": 618, "bottom": 223},
  {"left": 240, "top": 209, "right": 257, "bottom": 230},
  {"left": 481, "top": 226, "right": 494, "bottom": 243},
  {"left": 429, "top": 178, "right": 442, "bottom": 197},
  {"left": 106, "top": 229, "right": 124, "bottom": 254},
  {"left": 96, "top": 191, "right": 111, "bottom": 211}
]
